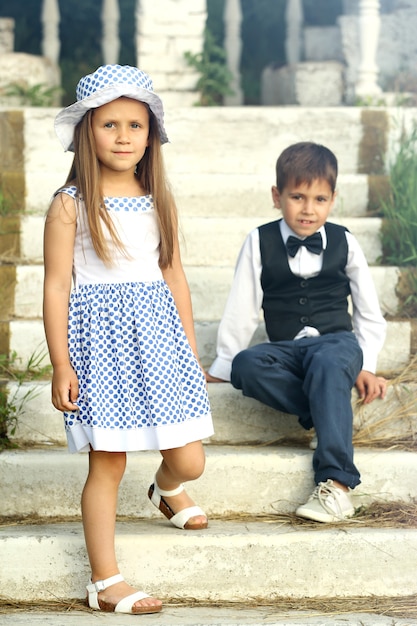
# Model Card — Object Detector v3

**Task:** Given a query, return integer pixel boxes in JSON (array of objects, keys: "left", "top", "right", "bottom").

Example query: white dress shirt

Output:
[{"left": 208, "top": 220, "right": 387, "bottom": 381}]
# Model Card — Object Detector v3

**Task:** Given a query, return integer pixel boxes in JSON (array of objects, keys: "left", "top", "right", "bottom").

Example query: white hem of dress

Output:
[{"left": 66, "top": 412, "right": 214, "bottom": 453}]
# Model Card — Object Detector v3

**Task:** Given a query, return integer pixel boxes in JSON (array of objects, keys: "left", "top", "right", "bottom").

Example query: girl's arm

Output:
[
  {"left": 43, "top": 193, "right": 79, "bottom": 411},
  {"left": 161, "top": 234, "right": 200, "bottom": 360}
]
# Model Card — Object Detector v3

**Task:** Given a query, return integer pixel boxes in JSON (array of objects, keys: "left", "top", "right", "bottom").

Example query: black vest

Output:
[{"left": 259, "top": 220, "right": 352, "bottom": 341}]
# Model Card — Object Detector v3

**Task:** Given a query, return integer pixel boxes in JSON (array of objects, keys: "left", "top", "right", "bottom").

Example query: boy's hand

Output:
[
  {"left": 355, "top": 370, "right": 387, "bottom": 404},
  {"left": 205, "top": 371, "right": 227, "bottom": 383}
]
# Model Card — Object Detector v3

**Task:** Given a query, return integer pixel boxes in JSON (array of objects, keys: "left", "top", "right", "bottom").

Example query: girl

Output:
[{"left": 43, "top": 64, "right": 214, "bottom": 615}]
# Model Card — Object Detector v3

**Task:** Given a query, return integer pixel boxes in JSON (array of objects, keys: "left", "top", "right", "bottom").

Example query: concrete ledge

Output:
[
  {"left": 4, "top": 317, "right": 411, "bottom": 374},
  {"left": 2, "top": 521, "right": 417, "bottom": 601},
  {"left": 179, "top": 217, "right": 382, "bottom": 266},
  {"left": 8, "top": 378, "right": 417, "bottom": 448},
  {"left": 0, "top": 609, "right": 413, "bottom": 626},
  {"left": 5, "top": 264, "right": 400, "bottom": 321},
  {"left": 172, "top": 172, "right": 369, "bottom": 218},
  {"left": 1, "top": 446, "right": 416, "bottom": 518}
]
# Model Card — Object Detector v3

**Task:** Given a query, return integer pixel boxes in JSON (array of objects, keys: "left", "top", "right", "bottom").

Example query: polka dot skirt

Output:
[{"left": 65, "top": 280, "right": 212, "bottom": 452}]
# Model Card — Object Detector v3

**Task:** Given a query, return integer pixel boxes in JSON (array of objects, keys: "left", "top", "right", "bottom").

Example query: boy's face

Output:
[{"left": 272, "top": 178, "right": 336, "bottom": 238}]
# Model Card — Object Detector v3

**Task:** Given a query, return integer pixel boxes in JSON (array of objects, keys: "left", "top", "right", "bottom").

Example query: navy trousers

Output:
[{"left": 231, "top": 331, "right": 363, "bottom": 488}]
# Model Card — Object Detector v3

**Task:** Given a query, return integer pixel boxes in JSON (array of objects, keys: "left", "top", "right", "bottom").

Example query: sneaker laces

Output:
[{"left": 312, "top": 480, "right": 350, "bottom": 520}]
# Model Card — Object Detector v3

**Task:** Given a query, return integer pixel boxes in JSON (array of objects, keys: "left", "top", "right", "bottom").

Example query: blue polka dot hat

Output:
[{"left": 55, "top": 64, "right": 168, "bottom": 151}]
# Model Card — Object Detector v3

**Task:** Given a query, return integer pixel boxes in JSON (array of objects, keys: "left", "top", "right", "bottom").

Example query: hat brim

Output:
[{"left": 55, "top": 83, "right": 168, "bottom": 151}]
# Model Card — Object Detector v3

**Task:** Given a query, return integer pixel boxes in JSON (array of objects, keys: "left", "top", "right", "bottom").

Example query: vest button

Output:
[
  {"left": 299, "top": 297, "right": 307, "bottom": 305},
  {"left": 300, "top": 316, "right": 309, "bottom": 324},
  {"left": 300, "top": 280, "right": 308, "bottom": 288}
]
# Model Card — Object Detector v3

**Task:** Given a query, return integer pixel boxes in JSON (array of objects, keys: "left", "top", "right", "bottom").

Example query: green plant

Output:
[
  {"left": 0, "top": 349, "right": 51, "bottom": 450},
  {"left": 3, "top": 82, "right": 62, "bottom": 107},
  {"left": 0, "top": 187, "right": 10, "bottom": 217},
  {"left": 184, "top": 29, "right": 234, "bottom": 106},
  {"left": 379, "top": 122, "right": 417, "bottom": 317}
]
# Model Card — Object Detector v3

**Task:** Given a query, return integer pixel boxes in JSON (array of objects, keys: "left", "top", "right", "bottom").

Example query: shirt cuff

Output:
[
  {"left": 361, "top": 353, "right": 377, "bottom": 374},
  {"left": 208, "top": 356, "right": 233, "bottom": 382}
]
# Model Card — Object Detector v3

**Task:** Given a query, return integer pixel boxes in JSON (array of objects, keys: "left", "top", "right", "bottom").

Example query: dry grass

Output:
[
  {"left": 352, "top": 356, "right": 417, "bottom": 450},
  {"left": 0, "top": 594, "right": 416, "bottom": 618},
  {"left": 209, "top": 500, "right": 417, "bottom": 529},
  {"left": 1, "top": 500, "right": 416, "bottom": 530}
]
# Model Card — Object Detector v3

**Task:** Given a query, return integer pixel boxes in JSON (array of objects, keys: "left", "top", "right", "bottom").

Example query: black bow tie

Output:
[{"left": 286, "top": 232, "right": 323, "bottom": 257}]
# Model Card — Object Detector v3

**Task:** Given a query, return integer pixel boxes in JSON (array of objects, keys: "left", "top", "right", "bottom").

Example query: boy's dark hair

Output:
[{"left": 276, "top": 142, "right": 338, "bottom": 193}]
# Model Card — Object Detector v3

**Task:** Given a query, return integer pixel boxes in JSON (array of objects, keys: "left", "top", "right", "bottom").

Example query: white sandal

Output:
[
  {"left": 148, "top": 477, "right": 208, "bottom": 530},
  {"left": 86, "top": 574, "right": 161, "bottom": 614}
]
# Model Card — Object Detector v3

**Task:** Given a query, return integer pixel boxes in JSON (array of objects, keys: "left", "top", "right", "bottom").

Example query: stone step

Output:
[
  {"left": 179, "top": 216, "right": 383, "bottom": 266},
  {"left": 196, "top": 318, "right": 411, "bottom": 373},
  {"left": 16, "top": 106, "right": 403, "bottom": 215},
  {"left": 1, "top": 214, "right": 385, "bottom": 267},
  {"left": 1, "top": 446, "right": 416, "bottom": 519},
  {"left": 1, "top": 315, "right": 410, "bottom": 375},
  {"left": 171, "top": 172, "right": 371, "bottom": 218},
  {"left": 8, "top": 378, "right": 417, "bottom": 448},
  {"left": 1, "top": 263, "right": 400, "bottom": 323},
  {"left": 1, "top": 520, "right": 416, "bottom": 602},
  {"left": 1, "top": 609, "right": 414, "bottom": 626},
  {"left": 187, "top": 265, "right": 400, "bottom": 320}
]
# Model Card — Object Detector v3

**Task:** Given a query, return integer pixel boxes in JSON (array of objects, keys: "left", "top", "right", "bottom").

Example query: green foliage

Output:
[
  {"left": 355, "top": 94, "right": 415, "bottom": 108},
  {"left": 0, "top": 187, "right": 11, "bottom": 216},
  {"left": 4, "top": 82, "right": 62, "bottom": 107},
  {"left": 380, "top": 123, "right": 417, "bottom": 266},
  {"left": 379, "top": 123, "right": 417, "bottom": 317},
  {"left": 0, "top": 350, "right": 51, "bottom": 450},
  {"left": 184, "top": 29, "right": 234, "bottom": 106}
]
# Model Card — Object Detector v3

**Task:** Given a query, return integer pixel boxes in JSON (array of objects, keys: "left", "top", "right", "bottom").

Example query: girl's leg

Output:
[
  {"left": 82, "top": 450, "right": 161, "bottom": 610},
  {"left": 155, "top": 440, "right": 207, "bottom": 527}
]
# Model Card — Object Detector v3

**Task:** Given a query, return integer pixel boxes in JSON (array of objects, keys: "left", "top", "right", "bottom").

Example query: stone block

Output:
[
  {"left": 261, "top": 62, "right": 345, "bottom": 106},
  {"left": 304, "top": 26, "right": 344, "bottom": 62},
  {"left": 0, "top": 18, "right": 14, "bottom": 55},
  {"left": 0, "top": 265, "right": 16, "bottom": 319},
  {"left": 0, "top": 53, "right": 60, "bottom": 106}
]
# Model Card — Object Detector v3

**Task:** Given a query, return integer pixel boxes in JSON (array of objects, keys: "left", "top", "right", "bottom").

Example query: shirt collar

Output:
[{"left": 279, "top": 219, "right": 328, "bottom": 249}]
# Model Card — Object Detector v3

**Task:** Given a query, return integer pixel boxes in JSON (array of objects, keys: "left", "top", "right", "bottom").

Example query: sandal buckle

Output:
[{"left": 94, "top": 580, "right": 106, "bottom": 592}]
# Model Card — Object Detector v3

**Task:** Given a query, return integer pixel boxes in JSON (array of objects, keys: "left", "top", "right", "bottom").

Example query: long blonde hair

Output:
[{"left": 64, "top": 107, "right": 176, "bottom": 269}]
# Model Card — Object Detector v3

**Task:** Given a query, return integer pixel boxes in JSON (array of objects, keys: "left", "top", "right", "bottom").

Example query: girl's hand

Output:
[{"left": 51, "top": 364, "right": 80, "bottom": 411}]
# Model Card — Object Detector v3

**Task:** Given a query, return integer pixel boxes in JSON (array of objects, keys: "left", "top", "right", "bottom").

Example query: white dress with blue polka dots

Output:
[{"left": 61, "top": 186, "right": 213, "bottom": 453}]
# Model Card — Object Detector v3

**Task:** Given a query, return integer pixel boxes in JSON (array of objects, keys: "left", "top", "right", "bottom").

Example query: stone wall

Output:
[
  {"left": 0, "top": 19, "right": 60, "bottom": 107},
  {"left": 262, "top": 1, "right": 417, "bottom": 106},
  {"left": 136, "top": 0, "right": 206, "bottom": 107},
  {"left": 340, "top": 4, "right": 417, "bottom": 102}
]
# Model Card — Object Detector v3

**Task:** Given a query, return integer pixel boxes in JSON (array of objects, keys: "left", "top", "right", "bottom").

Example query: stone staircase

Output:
[{"left": 0, "top": 105, "right": 416, "bottom": 612}]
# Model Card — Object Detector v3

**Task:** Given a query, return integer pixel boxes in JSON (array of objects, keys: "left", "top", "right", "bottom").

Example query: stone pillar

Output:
[
  {"left": 101, "top": 0, "right": 120, "bottom": 64},
  {"left": 41, "top": 0, "right": 60, "bottom": 65},
  {"left": 0, "top": 18, "right": 14, "bottom": 55},
  {"left": 355, "top": 0, "right": 382, "bottom": 98},
  {"left": 136, "top": 0, "right": 207, "bottom": 107},
  {"left": 223, "top": 0, "right": 243, "bottom": 105},
  {"left": 285, "top": 0, "right": 304, "bottom": 65}
]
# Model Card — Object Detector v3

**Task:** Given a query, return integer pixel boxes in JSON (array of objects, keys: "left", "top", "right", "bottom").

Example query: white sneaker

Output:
[{"left": 296, "top": 479, "right": 355, "bottom": 523}]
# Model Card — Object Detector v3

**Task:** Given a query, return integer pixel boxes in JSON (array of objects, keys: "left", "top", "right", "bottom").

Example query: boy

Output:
[{"left": 207, "top": 142, "right": 387, "bottom": 523}]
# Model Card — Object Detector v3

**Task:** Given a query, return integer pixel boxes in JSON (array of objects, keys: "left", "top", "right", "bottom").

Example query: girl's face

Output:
[
  {"left": 271, "top": 178, "right": 336, "bottom": 237},
  {"left": 91, "top": 97, "right": 150, "bottom": 175}
]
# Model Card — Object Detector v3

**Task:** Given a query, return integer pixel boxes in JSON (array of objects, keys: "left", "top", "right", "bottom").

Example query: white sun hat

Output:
[{"left": 54, "top": 64, "right": 168, "bottom": 151}]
